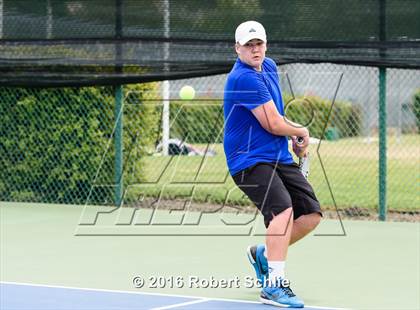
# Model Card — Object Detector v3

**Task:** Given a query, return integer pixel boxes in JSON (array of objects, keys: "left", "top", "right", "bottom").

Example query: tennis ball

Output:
[{"left": 179, "top": 85, "right": 195, "bottom": 100}]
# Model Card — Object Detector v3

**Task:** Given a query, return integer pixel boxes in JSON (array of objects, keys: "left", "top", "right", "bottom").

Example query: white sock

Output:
[{"left": 268, "top": 261, "right": 286, "bottom": 285}]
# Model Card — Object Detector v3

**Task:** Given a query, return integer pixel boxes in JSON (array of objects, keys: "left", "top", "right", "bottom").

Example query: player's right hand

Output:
[{"left": 291, "top": 135, "right": 309, "bottom": 158}]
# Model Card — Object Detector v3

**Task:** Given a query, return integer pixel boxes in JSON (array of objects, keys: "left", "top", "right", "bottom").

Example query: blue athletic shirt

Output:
[{"left": 223, "top": 57, "right": 293, "bottom": 176}]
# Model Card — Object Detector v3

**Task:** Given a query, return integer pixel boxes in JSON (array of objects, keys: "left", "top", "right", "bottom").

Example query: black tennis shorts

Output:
[{"left": 232, "top": 162, "right": 322, "bottom": 228}]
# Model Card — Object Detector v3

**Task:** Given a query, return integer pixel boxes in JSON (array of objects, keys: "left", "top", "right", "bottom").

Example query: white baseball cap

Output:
[{"left": 235, "top": 21, "right": 267, "bottom": 45}]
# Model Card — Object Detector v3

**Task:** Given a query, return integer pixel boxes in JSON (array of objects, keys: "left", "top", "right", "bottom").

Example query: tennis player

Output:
[{"left": 223, "top": 21, "right": 322, "bottom": 308}]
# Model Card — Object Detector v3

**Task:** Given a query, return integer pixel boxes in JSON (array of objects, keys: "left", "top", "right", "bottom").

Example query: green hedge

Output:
[
  {"left": 170, "top": 100, "right": 224, "bottom": 143},
  {"left": 0, "top": 84, "right": 159, "bottom": 204},
  {"left": 283, "top": 94, "right": 362, "bottom": 139},
  {"left": 169, "top": 95, "right": 362, "bottom": 144}
]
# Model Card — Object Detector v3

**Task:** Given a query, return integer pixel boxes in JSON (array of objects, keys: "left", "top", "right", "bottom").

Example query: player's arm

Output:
[{"left": 251, "top": 100, "right": 309, "bottom": 148}]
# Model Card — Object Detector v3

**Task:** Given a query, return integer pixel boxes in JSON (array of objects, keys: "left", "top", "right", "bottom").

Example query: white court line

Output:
[
  {"left": 150, "top": 298, "right": 209, "bottom": 310},
  {"left": 0, "top": 281, "right": 349, "bottom": 310}
]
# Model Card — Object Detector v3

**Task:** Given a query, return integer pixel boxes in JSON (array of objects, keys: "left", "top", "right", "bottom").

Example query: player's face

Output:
[{"left": 235, "top": 39, "right": 267, "bottom": 71}]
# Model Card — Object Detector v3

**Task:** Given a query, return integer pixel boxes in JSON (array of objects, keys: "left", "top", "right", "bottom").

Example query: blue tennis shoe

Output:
[
  {"left": 260, "top": 281, "right": 304, "bottom": 308},
  {"left": 246, "top": 244, "right": 268, "bottom": 284}
]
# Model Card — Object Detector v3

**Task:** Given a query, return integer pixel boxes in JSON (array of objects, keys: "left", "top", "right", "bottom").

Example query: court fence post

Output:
[
  {"left": 378, "top": 68, "right": 387, "bottom": 221},
  {"left": 378, "top": 0, "right": 387, "bottom": 221},
  {"left": 115, "top": 85, "right": 124, "bottom": 207}
]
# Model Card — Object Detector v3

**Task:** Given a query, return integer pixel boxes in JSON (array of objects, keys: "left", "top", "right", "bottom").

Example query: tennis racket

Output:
[{"left": 296, "top": 137, "right": 309, "bottom": 179}]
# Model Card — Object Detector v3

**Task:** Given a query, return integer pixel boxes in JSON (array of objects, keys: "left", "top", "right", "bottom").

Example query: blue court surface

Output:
[{"left": 1, "top": 282, "right": 345, "bottom": 310}]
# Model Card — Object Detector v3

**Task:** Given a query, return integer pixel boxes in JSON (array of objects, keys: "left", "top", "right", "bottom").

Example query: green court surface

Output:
[{"left": 1, "top": 202, "right": 419, "bottom": 310}]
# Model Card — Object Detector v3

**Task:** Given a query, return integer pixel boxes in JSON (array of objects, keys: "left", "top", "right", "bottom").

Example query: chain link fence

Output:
[{"left": 1, "top": 64, "right": 419, "bottom": 219}]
